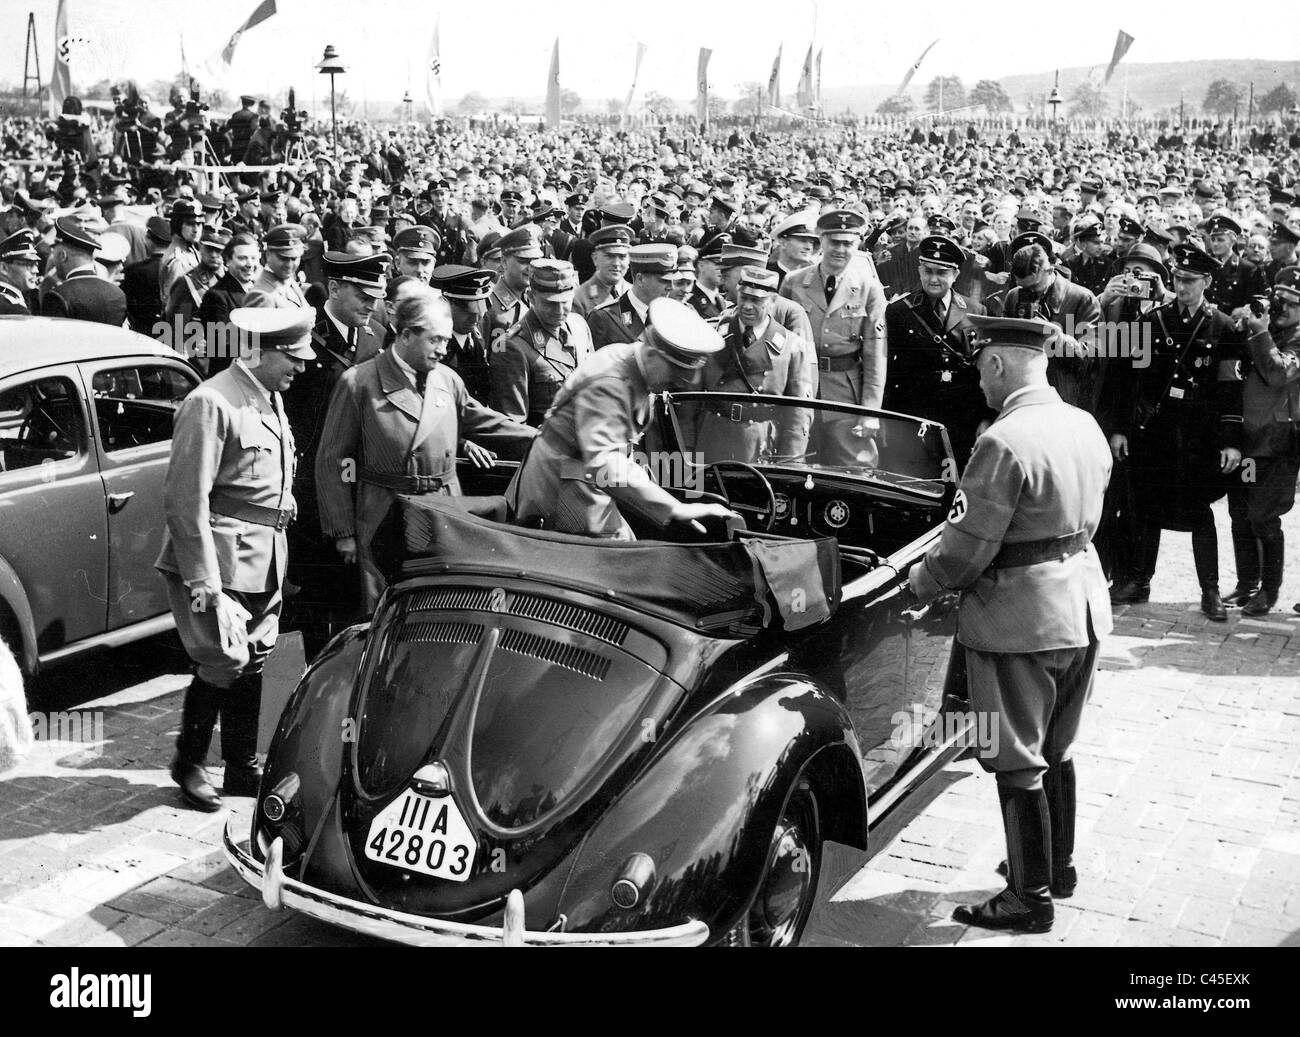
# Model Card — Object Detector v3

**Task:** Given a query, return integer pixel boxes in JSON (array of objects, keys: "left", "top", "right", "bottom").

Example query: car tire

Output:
[{"left": 722, "top": 778, "right": 822, "bottom": 947}]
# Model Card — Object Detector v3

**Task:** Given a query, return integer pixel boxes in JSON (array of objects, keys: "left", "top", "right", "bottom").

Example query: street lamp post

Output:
[
  {"left": 316, "top": 45, "right": 347, "bottom": 165},
  {"left": 402, "top": 90, "right": 413, "bottom": 124}
]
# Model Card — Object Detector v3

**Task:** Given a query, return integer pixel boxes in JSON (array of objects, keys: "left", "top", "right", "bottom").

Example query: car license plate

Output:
[{"left": 364, "top": 790, "right": 477, "bottom": 882}]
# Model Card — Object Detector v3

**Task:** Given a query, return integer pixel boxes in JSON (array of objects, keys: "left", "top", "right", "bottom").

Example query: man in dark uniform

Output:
[
  {"left": 121, "top": 217, "right": 172, "bottom": 334},
  {"left": 1062, "top": 220, "right": 1112, "bottom": 298},
  {"left": 492, "top": 260, "right": 595, "bottom": 427},
  {"left": 688, "top": 235, "right": 728, "bottom": 320},
  {"left": 696, "top": 195, "right": 737, "bottom": 253},
  {"left": 226, "top": 94, "right": 259, "bottom": 165},
  {"left": 884, "top": 235, "right": 991, "bottom": 465},
  {"left": 155, "top": 308, "right": 315, "bottom": 810},
  {"left": 558, "top": 191, "right": 588, "bottom": 238},
  {"left": 1265, "top": 222, "right": 1298, "bottom": 285},
  {"left": 877, "top": 213, "right": 928, "bottom": 298},
  {"left": 165, "top": 226, "right": 229, "bottom": 330},
  {"left": 587, "top": 243, "right": 675, "bottom": 348},
  {"left": 282, "top": 252, "right": 387, "bottom": 656},
  {"left": 1204, "top": 214, "right": 1268, "bottom": 314},
  {"left": 226, "top": 188, "right": 265, "bottom": 241},
  {"left": 41, "top": 217, "right": 128, "bottom": 326},
  {"left": 1110, "top": 243, "right": 1245, "bottom": 620},
  {"left": 767, "top": 211, "right": 819, "bottom": 288},
  {"left": 431, "top": 264, "right": 496, "bottom": 405},
  {"left": 0, "top": 230, "right": 41, "bottom": 315},
  {"left": 569, "top": 201, "right": 635, "bottom": 284},
  {"left": 1225, "top": 269, "right": 1300, "bottom": 615},
  {"left": 909, "top": 315, "right": 1112, "bottom": 934},
  {"left": 418, "top": 179, "right": 475, "bottom": 265}
]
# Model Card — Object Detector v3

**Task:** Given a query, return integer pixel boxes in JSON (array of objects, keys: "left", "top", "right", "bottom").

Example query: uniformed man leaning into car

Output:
[
  {"left": 508, "top": 297, "right": 741, "bottom": 539},
  {"left": 155, "top": 308, "right": 316, "bottom": 812},
  {"left": 909, "top": 315, "right": 1113, "bottom": 934}
]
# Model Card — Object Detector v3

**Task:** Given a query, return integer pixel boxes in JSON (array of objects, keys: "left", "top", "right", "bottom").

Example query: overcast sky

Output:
[{"left": 7, "top": 0, "right": 1299, "bottom": 106}]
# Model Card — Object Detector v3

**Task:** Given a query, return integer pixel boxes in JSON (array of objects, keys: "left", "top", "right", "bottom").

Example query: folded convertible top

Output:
[{"left": 372, "top": 494, "right": 841, "bottom": 636}]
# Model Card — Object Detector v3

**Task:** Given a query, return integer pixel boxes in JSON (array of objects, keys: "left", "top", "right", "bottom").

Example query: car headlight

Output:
[{"left": 611, "top": 853, "right": 656, "bottom": 910}]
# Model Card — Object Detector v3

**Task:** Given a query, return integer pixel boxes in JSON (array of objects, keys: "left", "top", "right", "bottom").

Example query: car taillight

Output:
[
  {"left": 610, "top": 853, "right": 656, "bottom": 910},
  {"left": 261, "top": 772, "right": 301, "bottom": 822},
  {"left": 259, "top": 772, "right": 304, "bottom": 860}
]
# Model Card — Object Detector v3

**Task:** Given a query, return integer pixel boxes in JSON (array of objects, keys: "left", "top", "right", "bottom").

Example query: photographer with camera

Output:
[
  {"left": 1224, "top": 271, "right": 1300, "bottom": 616},
  {"left": 1204, "top": 214, "right": 1269, "bottom": 313}
]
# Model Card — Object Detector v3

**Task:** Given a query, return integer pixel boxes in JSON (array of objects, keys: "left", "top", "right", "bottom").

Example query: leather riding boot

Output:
[
  {"left": 1223, "top": 532, "right": 1261, "bottom": 606},
  {"left": 1043, "top": 761, "right": 1078, "bottom": 897},
  {"left": 171, "top": 676, "right": 223, "bottom": 812},
  {"left": 1243, "top": 536, "right": 1284, "bottom": 617},
  {"left": 220, "top": 671, "right": 264, "bottom": 797},
  {"left": 1111, "top": 520, "right": 1158, "bottom": 604},
  {"left": 955, "top": 786, "right": 1053, "bottom": 933}
]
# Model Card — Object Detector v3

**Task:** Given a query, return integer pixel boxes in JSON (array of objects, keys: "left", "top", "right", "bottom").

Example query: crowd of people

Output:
[{"left": 3, "top": 86, "right": 1298, "bottom": 936}]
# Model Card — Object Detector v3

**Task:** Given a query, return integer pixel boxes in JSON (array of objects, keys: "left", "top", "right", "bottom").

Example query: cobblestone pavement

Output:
[{"left": 2, "top": 500, "right": 1298, "bottom": 947}]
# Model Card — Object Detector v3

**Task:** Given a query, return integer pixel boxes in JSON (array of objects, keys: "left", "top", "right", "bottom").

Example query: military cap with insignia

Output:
[
  {"left": 1169, "top": 241, "right": 1220, "bottom": 278},
  {"left": 1268, "top": 186, "right": 1295, "bottom": 207},
  {"left": 53, "top": 215, "right": 101, "bottom": 253},
  {"left": 589, "top": 225, "right": 633, "bottom": 253},
  {"left": 629, "top": 242, "right": 678, "bottom": 274},
  {"left": 565, "top": 191, "right": 589, "bottom": 208},
  {"left": 196, "top": 192, "right": 223, "bottom": 213},
  {"left": 599, "top": 201, "right": 636, "bottom": 224},
  {"left": 199, "top": 226, "right": 232, "bottom": 250},
  {"left": 258, "top": 189, "right": 283, "bottom": 204},
  {"left": 816, "top": 209, "right": 866, "bottom": 236},
  {"left": 322, "top": 251, "right": 388, "bottom": 298},
  {"left": 1204, "top": 214, "right": 1242, "bottom": 237},
  {"left": 1015, "top": 207, "right": 1045, "bottom": 230},
  {"left": 0, "top": 229, "right": 40, "bottom": 263},
  {"left": 644, "top": 297, "right": 724, "bottom": 366},
  {"left": 430, "top": 265, "right": 497, "bottom": 301},
  {"left": 929, "top": 213, "right": 957, "bottom": 234},
  {"left": 1073, "top": 220, "right": 1103, "bottom": 242},
  {"left": 1009, "top": 230, "right": 1056, "bottom": 256},
  {"left": 528, "top": 259, "right": 579, "bottom": 301},
  {"left": 1079, "top": 178, "right": 1102, "bottom": 194},
  {"left": 168, "top": 198, "right": 203, "bottom": 222},
  {"left": 737, "top": 266, "right": 780, "bottom": 296},
  {"left": 773, "top": 211, "right": 819, "bottom": 240},
  {"left": 918, "top": 235, "right": 964, "bottom": 269},
  {"left": 718, "top": 243, "right": 768, "bottom": 269},
  {"left": 497, "top": 225, "right": 544, "bottom": 260},
  {"left": 698, "top": 234, "right": 731, "bottom": 262},
  {"left": 1117, "top": 215, "right": 1144, "bottom": 238},
  {"left": 966, "top": 315, "right": 1062, "bottom": 356},
  {"left": 264, "top": 223, "right": 306, "bottom": 255},
  {"left": 1272, "top": 266, "right": 1300, "bottom": 303},
  {"left": 231, "top": 307, "right": 317, "bottom": 360},
  {"left": 709, "top": 194, "right": 738, "bottom": 216},
  {"left": 97, "top": 232, "right": 130, "bottom": 266},
  {"left": 235, "top": 187, "right": 260, "bottom": 204},
  {"left": 393, "top": 225, "right": 441, "bottom": 257},
  {"left": 1143, "top": 225, "right": 1175, "bottom": 250},
  {"left": 1270, "top": 222, "right": 1300, "bottom": 246},
  {"left": 499, "top": 188, "right": 525, "bottom": 205},
  {"left": 146, "top": 216, "right": 172, "bottom": 246},
  {"left": 239, "top": 93, "right": 256, "bottom": 105},
  {"left": 477, "top": 232, "right": 504, "bottom": 262}
]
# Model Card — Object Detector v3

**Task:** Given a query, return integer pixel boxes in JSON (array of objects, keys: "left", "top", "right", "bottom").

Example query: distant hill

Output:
[{"left": 821, "top": 60, "right": 1300, "bottom": 118}]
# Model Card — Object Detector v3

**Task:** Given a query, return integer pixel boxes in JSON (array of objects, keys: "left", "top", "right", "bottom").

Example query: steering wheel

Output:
[{"left": 702, "top": 461, "right": 778, "bottom": 533}]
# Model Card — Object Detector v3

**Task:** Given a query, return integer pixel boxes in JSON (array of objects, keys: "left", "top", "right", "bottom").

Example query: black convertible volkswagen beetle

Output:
[{"left": 223, "top": 392, "right": 971, "bottom": 945}]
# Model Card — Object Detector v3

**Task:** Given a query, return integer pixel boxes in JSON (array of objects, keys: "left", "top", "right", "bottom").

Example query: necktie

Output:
[
  {"left": 933, "top": 298, "right": 947, "bottom": 325},
  {"left": 824, "top": 275, "right": 837, "bottom": 305},
  {"left": 742, "top": 328, "right": 756, "bottom": 349},
  {"left": 414, "top": 371, "right": 427, "bottom": 397},
  {"left": 347, "top": 326, "right": 358, "bottom": 349}
]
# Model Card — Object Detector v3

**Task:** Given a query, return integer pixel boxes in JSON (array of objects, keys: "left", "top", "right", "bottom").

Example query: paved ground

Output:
[{"left": 2, "top": 499, "right": 1298, "bottom": 947}]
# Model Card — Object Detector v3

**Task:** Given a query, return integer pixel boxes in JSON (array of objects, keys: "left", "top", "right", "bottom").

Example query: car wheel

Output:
[{"left": 724, "top": 779, "right": 821, "bottom": 947}]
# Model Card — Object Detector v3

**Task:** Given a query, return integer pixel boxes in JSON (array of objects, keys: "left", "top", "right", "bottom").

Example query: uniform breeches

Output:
[
  {"left": 965, "top": 642, "right": 1100, "bottom": 791},
  {"left": 164, "top": 573, "right": 282, "bottom": 688}
]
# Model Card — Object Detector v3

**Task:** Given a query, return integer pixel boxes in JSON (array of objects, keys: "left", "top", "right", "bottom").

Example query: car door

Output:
[
  {"left": 0, "top": 365, "right": 108, "bottom": 653},
  {"left": 79, "top": 358, "right": 200, "bottom": 631}
]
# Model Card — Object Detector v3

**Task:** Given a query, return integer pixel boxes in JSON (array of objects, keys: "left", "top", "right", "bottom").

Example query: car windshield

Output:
[{"left": 660, "top": 392, "right": 954, "bottom": 499}]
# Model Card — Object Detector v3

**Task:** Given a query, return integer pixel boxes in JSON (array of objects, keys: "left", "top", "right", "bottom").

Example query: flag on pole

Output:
[
  {"left": 219, "top": 0, "right": 277, "bottom": 66},
  {"left": 897, "top": 38, "right": 939, "bottom": 95},
  {"left": 815, "top": 48, "right": 823, "bottom": 108},
  {"left": 50, "top": 0, "right": 71, "bottom": 117},
  {"left": 767, "top": 44, "right": 782, "bottom": 108},
  {"left": 796, "top": 44, "right": 814, "bottom": 109},
  {"left": 622, "top": 42, "right": 648, "bottom": 127},
  {"left": 425, "top": 16, "right": 443, "bottom": 117},
  {"left": 1103, "top": 29, "right": 1135, "bottom": 86},
  {"left": 545, "top": 37, "right": 561, "bottom": 128},
  {"left": 696, "top": 48, "right": 712, "bottom": 125}
]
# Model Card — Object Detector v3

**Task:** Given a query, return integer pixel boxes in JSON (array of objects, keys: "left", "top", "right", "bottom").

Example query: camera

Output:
[
  {"left": 1249, "top": 295, "right": 1269, "bottom": 319},
  {"left": 281, "top": 88, "right": 308, "bottom": 141},
  {"left": 1124, "top": 272, "right": 1159, "bottom": 300}
]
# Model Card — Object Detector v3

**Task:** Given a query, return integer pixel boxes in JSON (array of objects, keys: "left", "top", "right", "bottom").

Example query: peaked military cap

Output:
[
  {"left": 54, "top": 216, "right": 100, "bottom": 253},
  {"left": 1169, "top": 241, "right": 1220, "bottom": 278},
  {"left": 966, "top": 315, "right": 1062, "bottom": 355},
  {"left": 1272, "top": 265, "right": 1300, "bottom": 302},
  {"left": 528, "top": 259, "right": 578, "bottom": 301},
  {"left": 644, "top": 297, "right": 724, "bottom": 364},
  {"left": 264, "top": 224, "right": 306, "bottom": 255},
  {"left": 497, "top": 225, "right": 544, "bottom": 259},
  {"left": 816, "top": 209, "right": 866, "bottom": 235},
  {"left": 430, "top": 265, "right": 497, "bottom": 301},
  {"left": 737, "top": 266, "right": 779, "bottom": 295},
  {"left": 1204, "top": 214, "right": 1242, "bottom": 237},
  {"left": 230, "top": 307, "right": 316, "bottom": 360},
  {"left": 589, "top": 225, "right": 633, "bottom": 252},
  {"left": 322, "top": 251, "right": 388, "bottom": 298},
  {"left": 629, "top": 243, "right": 678, "bottom": 274},
  {"left": 918, "top": 235, "right": 964, "bottom": 269},
  {"left": 393, "top": 225, "right": 441, "bottom": 257}
]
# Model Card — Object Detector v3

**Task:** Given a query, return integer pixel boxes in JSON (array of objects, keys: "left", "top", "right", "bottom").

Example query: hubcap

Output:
[{"left": 747, "top": 789, "right": 818, "bottom": 947}]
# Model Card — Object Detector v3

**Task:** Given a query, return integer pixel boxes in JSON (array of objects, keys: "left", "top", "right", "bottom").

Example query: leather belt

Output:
[
  {"left": 818, "top": 355, "right": 862, "bottom": 373},
  {"left": 991, "top": 530, "right": 1091, "bottom": 569},
  {"left": 707, "top": 402, "right": 767, "bottom": 424},
  {"left": 359, "top": 466, "right": 452, "bottom": 493},
  {"left": 209, "top": 494, "right": 293, "bottom": 531}
]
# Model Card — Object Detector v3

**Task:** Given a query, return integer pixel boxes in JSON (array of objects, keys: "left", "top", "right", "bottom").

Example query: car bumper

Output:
[{"left": 222, "top": 817, "right": 710, "bottom": 947}]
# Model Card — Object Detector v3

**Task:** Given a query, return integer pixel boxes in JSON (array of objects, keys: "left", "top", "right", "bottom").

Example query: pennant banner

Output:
[
  {"left": 1103, "top": 29, "right": 1135, "bottom": 85},
  {"left": 622, "top": 42, "right": 648, "bottom": 127},
  {"left": 545, "top": 37, "right": 561, "bottom": 128},
  {"left": 49, "top": 0, "right": 71, "bottom": 117},
  {"left": 697, "top": 48, "right": 712, "bottom": 125},
  {"left": 796, "top": 44, "right": 814, "bottom": 109},
  {"left": 898, "top": 38, "right": 939, "bottom": 95},
  {"left": 815, "top": 48, "right": 823, "bottom": 107},
  {"left": 425, "top": 16, "right": 442, "bottom": 117},
  {"left": 767, "top": 44, "right": 782, "bottom": 108},
  {"left": 220, "top": 0, "right": 276, "bottom": 66}
]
